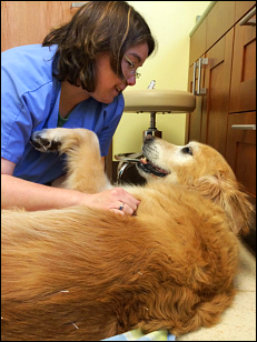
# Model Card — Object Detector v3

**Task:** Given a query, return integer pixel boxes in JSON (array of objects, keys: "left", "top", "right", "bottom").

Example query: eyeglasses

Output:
[{"left": 122, "top": 55, "right": 141, "bottom": 80}]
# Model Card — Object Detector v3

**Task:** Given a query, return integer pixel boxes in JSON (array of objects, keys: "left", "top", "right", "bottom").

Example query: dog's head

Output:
[{"left": 137, "top": 136, "right": 254, "bottom": 235}]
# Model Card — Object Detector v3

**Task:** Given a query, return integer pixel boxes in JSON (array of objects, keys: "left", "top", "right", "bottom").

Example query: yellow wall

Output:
[{"left": 113, "top": 1, "right": 211, "bottom": 158}]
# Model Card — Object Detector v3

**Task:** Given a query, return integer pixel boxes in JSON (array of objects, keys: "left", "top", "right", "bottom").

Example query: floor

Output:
[{"left": 177, "top": 241, "right": 256, "bottom": 341}]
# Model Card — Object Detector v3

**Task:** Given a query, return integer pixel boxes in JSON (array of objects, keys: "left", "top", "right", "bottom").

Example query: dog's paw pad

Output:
[{"left": 30, "top": 131, "right": 61, "bottom": 153}]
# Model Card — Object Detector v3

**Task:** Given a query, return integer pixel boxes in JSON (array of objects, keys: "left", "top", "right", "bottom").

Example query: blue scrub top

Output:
[{"left": 1, "top": 44, "right": 124, "bottom": 184}]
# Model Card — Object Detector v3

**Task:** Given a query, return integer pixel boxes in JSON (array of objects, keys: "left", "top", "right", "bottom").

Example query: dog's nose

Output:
[{"left": 144, "top": 134, "right": 155, "bottom": 144}]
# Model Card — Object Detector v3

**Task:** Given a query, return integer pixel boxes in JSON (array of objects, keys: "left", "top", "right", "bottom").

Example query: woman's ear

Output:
[{"left": 194, "top": 172, "right": 254, "bottom": 235}]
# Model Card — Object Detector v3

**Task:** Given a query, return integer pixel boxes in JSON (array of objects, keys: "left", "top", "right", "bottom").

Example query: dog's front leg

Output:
[{"left": 31, "top": 128, "right": 111, "bottom": 193}]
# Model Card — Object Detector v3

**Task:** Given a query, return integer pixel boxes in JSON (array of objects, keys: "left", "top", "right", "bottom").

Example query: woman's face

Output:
[{"left": 89, "top": 42, "right": 149, "bottom": 104}]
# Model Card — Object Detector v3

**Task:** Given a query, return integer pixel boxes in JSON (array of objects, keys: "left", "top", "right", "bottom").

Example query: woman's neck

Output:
[{"left": 59, "top": 81, "right": 90, "bottom": 118}]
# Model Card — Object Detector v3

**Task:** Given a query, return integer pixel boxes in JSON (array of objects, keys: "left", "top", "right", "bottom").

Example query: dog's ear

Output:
[{"left": 194, "top": 172, "right": 254, "bottom": 235}]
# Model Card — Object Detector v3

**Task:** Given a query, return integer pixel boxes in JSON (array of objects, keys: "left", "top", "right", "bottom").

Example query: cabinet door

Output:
[
  {"left": 189, "top": 18, "right": 207, "bottom": 66},
  {"left": 206, "top": 1, "right": 235, "bottom": 50},
  {"left": 1, "top": 1, "right": 77, "bottom": 52},
  {"left": 226, "top": 112, "right": 256, "bottom": 197},
  {"left": 203, "top": 29, "right": 234, "bottom": 157},
  {"left": 229, "top": 14, "right": 256, "bottom": 113}
]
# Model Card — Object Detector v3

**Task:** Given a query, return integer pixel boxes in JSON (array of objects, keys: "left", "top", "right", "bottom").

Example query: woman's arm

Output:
[{"left": 1, "top": 158, "right": 139, "bottom": 214}]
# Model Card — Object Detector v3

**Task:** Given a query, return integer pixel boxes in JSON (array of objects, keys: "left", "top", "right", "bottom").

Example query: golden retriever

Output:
[{"left": 1, "top": 128, "right": 253, "bottom": 341}]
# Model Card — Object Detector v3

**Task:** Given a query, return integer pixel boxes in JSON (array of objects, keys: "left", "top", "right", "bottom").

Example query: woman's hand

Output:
[
  {"left": 80, "top": 188, "right": 140, "bottom": 215},
  {"left": 1, "top": 159, "right": 140, "bottom": 214}
]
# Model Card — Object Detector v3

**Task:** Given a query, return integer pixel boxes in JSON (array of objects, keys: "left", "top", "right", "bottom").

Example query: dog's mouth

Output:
[
  {"left": 114, "top": 153, "right": 170, "bottom": 178},
  {"left": 137, "top": 157, "right": 170, "bottom": 177}
]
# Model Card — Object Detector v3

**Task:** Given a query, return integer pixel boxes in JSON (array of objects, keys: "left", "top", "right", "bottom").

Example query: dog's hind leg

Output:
[{"left": 31, "top": 128, "right": 110, "bottom": 193}]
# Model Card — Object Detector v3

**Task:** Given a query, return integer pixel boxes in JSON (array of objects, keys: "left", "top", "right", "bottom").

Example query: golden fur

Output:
[{"left": 1, "top": 128, "right": 253, "bottom": 341}]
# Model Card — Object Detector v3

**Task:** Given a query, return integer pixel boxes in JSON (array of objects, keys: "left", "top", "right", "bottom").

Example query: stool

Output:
[{"left": 123, "top": 88, "right": 196, "bottom": 139}]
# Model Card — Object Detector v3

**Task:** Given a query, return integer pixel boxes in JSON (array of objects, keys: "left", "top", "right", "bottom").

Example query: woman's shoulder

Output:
[
  {"left": 2, "top": 43, "right": 57, "bottom": 59},
  {"left": 2, "top": 44, "right": 58, "bottom": 91}
]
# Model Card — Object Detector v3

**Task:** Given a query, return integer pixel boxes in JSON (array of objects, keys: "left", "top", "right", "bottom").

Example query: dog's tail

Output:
[
  {"left": 138, "top": 286, "right": 236, "bottom": 336},
  {"left": 172, "top": 288, "right": 236, "bottom": 336}
]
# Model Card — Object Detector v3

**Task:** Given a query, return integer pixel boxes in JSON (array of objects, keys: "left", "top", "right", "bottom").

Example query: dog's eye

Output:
[{"left": 181, "top": 146, "right": 193, "bottom": 156}]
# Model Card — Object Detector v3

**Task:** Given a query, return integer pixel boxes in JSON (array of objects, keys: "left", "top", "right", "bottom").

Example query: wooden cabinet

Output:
[
  {"left": 187, "top": 1, "right": 256, "bottom": 199},
  {"left": 227, "top": 3, "right": 256, "bottom": 199},
  {"left": 229, "top": 19, "right": 256, "bottom": 113},
  {"left": 226, "top": 112, "right": 256, "bottom": 197},
  {"left": 1, "top": 1, "right": 84, "bottom": 52},
  {"left": 1, "top": 1, "right": 112, "bottom": 179},
  {"left": 189, "top": 20, "right": 207, "bottom": 66},
  {"left": 188, "top": 31, "right": 234, "bottom": 156},
  {"left": 235, "top": 1, "right": 256, "bottom": 22},
  {"left": 206, "top": 1, "right": 235, "bottom": 49},
  {"left": 204, "top": 30, "right": 234, "bottom": 156},
  {"left": 187, "top": 59, "right": 206, "bottom": 142}
]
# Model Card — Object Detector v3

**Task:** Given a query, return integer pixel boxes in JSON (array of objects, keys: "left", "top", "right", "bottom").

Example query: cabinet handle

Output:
[
  {"left": 71, "top": 2, "right": 88, "bottom": 8},
  {"left": 197, "top": 58, "right": 208, "bottom": 95},
  {"left": 192, "top": 62, "right": 197, "bottom": 95},
  {"left": 239, "top": 6, "right": 256, "bottom": 26},
  {"left": 231, "top": 124, "right": 256, "bottom": 130}
]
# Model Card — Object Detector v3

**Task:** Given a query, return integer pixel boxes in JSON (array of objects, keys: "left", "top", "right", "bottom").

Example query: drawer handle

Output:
[
  {"left": 192, "top": 62, "right": 197, "bottom": 95},
  {"left": 191, "top": 58, "right": 208, "bottom": 96},
  {"left": 231, "top": 124, "right": 256, "bottom": 131},
  {"left": 197, "top": 58, "right": 208, "bottom": 95},
  {"left": 239, "top": 6, "right": 256, "bottom": 26}
]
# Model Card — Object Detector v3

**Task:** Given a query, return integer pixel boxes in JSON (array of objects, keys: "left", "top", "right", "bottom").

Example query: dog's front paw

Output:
[{"left": 30, "top": 129, "right": 62, "bottom": 153}]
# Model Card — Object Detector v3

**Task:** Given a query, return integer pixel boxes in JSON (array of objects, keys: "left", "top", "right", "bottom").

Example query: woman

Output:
[{"left": 1, "top": 1, "right": 155, "bottom": 215}]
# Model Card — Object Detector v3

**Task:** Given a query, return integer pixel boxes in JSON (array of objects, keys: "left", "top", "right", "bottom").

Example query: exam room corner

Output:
[{"left": 1, "top": 1, "right": 256, "bottom": 341}]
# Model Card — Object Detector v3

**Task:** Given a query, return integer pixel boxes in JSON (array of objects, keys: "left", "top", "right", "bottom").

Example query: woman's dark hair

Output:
[{"left": 42, "top": 1, "right": 155, "bottom": 91}]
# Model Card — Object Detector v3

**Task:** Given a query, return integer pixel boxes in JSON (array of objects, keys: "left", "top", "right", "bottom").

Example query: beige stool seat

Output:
[{"left": 123, "top": 89, "right": 196, "bottom": 112}]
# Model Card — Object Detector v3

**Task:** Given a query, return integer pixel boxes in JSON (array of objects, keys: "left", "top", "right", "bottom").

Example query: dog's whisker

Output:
[{"left": 72, "top": 322, "right": 79, "bottom": 330}]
